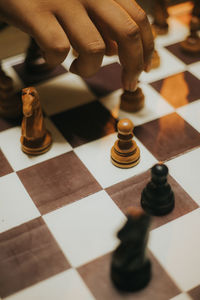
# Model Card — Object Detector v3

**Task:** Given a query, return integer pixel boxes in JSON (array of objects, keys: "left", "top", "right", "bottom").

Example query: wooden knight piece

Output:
[
  {"left": 111, "top": 118, "right": 140, "bottom": 168},
  {"left": 120, "top": 87, "right": 145, "bottom": 112},
  {"left": 0, "top": 63, "right": 22, "bottom": 119},
  {"left": 20, "top": 87, "right": 52, "bottom": 155}
]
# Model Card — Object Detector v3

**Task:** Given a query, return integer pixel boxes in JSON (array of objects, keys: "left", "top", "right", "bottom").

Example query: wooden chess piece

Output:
[
  {"left": 0, "top": 63, "right": 22, "bottom": 119},
  {"left": 141, "top": 163, "right": 175, "bottom": 216},
  {"left": 180, "top": 0, "right": 200, "bottom": 54},
  {"left": 111, "top": 119, "right": 140, "bottom": 168},
  {"left": 120, "top": 87, "right": 145, "bottom": 112},
  {"left": 152, "top": 0, "right": 169, "bottom": 35},
  {"left": 149, "top": 49, "right": 161, "bottom": 70},
  {"left": 20, "top": 87, "right": 52, "bottom": 155},
  {"left": 180, "top": 16, "right": 200, "bottom": 54},
  {"left": 24, "top": 38, "right": 55, "bottom": 73},
  {"left": 111, "top": 207, "right": 152, "bottom": 292}
]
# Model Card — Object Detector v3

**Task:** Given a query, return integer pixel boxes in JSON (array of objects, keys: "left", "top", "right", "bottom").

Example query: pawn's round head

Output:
[
  {"left": 118, "top": 118, "right": 134, "bottom": 135},
  {"left": 151, "top": 163, "right": 168, "bottom": 184},
  {"left": 152, "top": 163, "right": 168, "bottom": 176}
]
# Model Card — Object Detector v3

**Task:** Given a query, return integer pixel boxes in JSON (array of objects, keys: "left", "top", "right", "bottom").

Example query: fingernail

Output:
[{"left": 144, "top": 63, "right": 151, "bottom": 72}]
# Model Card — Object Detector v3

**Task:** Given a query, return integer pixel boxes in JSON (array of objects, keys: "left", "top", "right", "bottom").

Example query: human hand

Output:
[{"left": 0, "top": 0, "right": 154, "bottom": 91}]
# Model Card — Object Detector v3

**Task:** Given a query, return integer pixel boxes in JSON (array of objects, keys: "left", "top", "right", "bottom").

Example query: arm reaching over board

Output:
[{"left": 0, "top": 0, "right": 154, "bottom": 91}]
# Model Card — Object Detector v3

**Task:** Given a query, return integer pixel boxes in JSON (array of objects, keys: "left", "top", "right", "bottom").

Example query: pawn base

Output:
[
  {"left": 111, "top": 142, "right": 140, "bottom": 169},
  {"left": 141, "top": 191, "right": 175, "bottom": 216},
  {"left": 111, "top": 156, "right": 140, "bottom": 169},
  {"left": 21, "top": 131, "right": 52, "bottom": 155},
  {"left": 111, "top": 259, "right": 151, "bottom": 292},
  {"left": 180, "top": 36, "right": 200, "bottom": 54},
  {"left": 120, "top": 88, "right": 144, "bottom": 113}
]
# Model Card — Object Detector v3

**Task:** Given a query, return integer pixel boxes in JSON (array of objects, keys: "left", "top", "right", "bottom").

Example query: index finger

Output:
[
  {"left": 115, "top": 0, "right": 154, "bottom": 69},
  {"left": 88, "top": 0, "right": 144, "bottom": 91}
]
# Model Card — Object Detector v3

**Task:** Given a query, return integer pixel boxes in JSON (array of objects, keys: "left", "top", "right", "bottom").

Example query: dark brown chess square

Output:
[
  {"left": 188, "top": 285, "right": 200, "bottom": 300},
  {"left": 134, "top": 112, "right": 200, "bottom": 161},
  {"left": 150, "top": 71, "right": 200, "bottom": 108},
  {"left": 13, "top": 62, "right": 67, "bottom": 86},
  {"left": 166, "top": 42, "right": 200, "bottom": 65},
  {"left": 17, "top": 151, "right": 102, "bottom": 215},
  {"left": 0, "top": 217, "right": 70, "bottom": 298},
  {"left": 0, "top": 114, "right": 21, "bottom": 132},
  {"left": 106, "top": 169, "right": 198, "bottom": 230},
  {"left": 83, "top": 63, "right": 122, "bottom": 97},
  {"left": 51, "top": 101, "right": 117, "bottom": 148},
  {"left": 78, "top": 251, "right": 180, "bottom": 300},
  {"left": 0, "top": 150, "right": 13, "bottom": 177}
]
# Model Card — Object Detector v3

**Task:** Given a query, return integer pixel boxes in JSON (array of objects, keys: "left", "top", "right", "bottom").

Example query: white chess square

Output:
[
  {"left": 155, "top": 18, "right": 189, "bottom": 47},
  {"left": 0, "top": 118, "right": 72, "bottom": 171},
  {"left": 101, "top": 55, "right": 119, "bottom": 67},
  {"left": 140, "top": 47, "right": 186, "bottom": 84},
  {"left": 167, "top": 147, "right": 200, "bottom": 205},
  {"left": 170, "top": 293, "right": 193, "bottom": 300},
  {"left": 2, "top": 53, "right": 25, "bottom": 68},
  {"left": 0, "top": 173, "right": 40, "bottom": 233},
  {"left": 188, "top": 62, "right": 200, "bottom": 80},
  {"left": 149, "top": 208, "right": 200, "bottom": 291},
  {"left": 44, "top": 190, "right": 126, "bottom": 268},
  {"left": 5, "top": 269, "right": 95, "bottom": 300},
  {"left": 74, "top": 133, "right": 157, "bottom": 188},
  {"left": 100, "top": 83, "right": 174, "bottom": 127},
  {"left": 177, "top": 100, "right": 200, "bottom": 133},
  {"left": 37, "top": 72, "right": 95, "bottom": 116},
  {"left": 1, "top": 61, "right": 23, "bottom": 92}
]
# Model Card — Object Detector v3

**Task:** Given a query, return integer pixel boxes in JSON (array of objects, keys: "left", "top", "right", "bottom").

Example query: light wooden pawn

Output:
[{"left": 111, "top": 119, "right": 140, "bottom": 168}]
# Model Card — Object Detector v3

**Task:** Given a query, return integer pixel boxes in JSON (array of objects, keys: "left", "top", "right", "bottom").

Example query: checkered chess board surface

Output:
[{"left": 0, "top": 6, "right": 200, "bottom": 300}]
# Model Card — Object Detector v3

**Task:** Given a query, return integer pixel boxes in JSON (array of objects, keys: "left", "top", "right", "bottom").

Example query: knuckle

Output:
[
  {"left": 51, "top": 43, "right": 70, "bottom": 56},
  {"left": 124, "top": 21, "right": 140, "bottom": 40},
  {"left": 85, "top": 40, "right": 105, "bottom": 55},
  {"left": 137, "top": 8, "right": 147, "bottom": 24}
]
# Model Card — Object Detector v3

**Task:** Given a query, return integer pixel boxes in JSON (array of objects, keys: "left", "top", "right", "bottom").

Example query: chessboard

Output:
[{"left": 1, "top": 3, "right": 200, "bottom": 300}]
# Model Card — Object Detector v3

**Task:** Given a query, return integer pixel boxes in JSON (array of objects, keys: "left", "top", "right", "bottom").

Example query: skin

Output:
[{"left": 0, "top": 0, "right": 154, "bottom": 91}]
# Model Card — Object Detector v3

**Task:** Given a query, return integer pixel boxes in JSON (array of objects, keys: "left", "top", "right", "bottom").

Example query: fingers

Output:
[
  {"left": 29, "top": 13, "right": 70, "bottom": 65},
  {"left": 115, "top": 0, "right": 154, "bottom": 69},
  {"left": 88, "top": 0, "right": 144, "bottom": 91},
  {"left": 55, "top": 1, "right": 105, "bottom": 77}
]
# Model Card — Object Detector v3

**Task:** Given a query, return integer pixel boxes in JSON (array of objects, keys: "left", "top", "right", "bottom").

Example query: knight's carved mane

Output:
[{"left": 21, "top": 86, "right": 45, "bottom": 139}]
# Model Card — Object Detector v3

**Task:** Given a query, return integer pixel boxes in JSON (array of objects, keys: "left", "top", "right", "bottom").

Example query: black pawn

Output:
[
  {"left": 111, "top": 208, "right": 151, "bottom": 292},
  {"left": 141, "top": 163, "right": 174, "bottom": 216}
]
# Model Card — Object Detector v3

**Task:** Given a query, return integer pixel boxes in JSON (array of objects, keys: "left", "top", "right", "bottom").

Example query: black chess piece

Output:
[
  {"left": 111, "top": 207, "right": 152, "bottom": 292},
  {"left": 24, "top": 37, "right": 55, "bottom": 73},
  {"left": 141, "top": 163, "right": 174, "bottom": 216}
]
